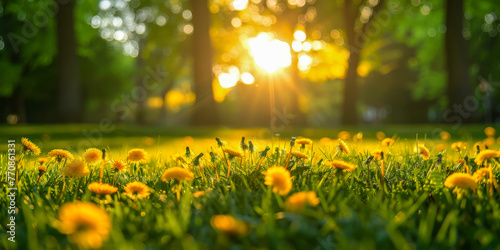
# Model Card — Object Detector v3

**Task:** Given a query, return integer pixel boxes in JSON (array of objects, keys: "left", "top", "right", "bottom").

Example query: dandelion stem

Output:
[
  {"left": 273, "top": 192, "right": 284, "bottom": 208},
  {"left": 176, "top": 186, "right": 181, "bottom": 202},
  {"left": 489, "top": 163, "right": 494, "bottom": 198},
  {"left": 73, "top": 177, "right": 83, "bottom": 201},
  {"left": 99, "top": 161, "right": 105, "bottom": 184},
  {"left": 227, "top": 160, "right": 232, "bottom": 178},
  {"left": 332, "top": 147, "right": 340, "bottom": 159},
  {"left": 464, "top": 162, "right": 470, "bottom": 175},
  {"left": 380, "top": 160, "right": 385, "bottom": 201},
  {"left": 214, "top": 163, "right": 219, "bottom": 182},
  {"left": 311, "top": 142, "right": 314, "bottom": 166},
  {"left": 59, "top": 176, "right": 67, "bottom": 202},
  {"left": 113, "top": 172, "right": 119, "bottom": 186},
  {"left": 316, "top": 172, "right": 328, "bottom": 189},
  {"left": 285, "top": 144, "right": 294, "bottom": 169},
  {"left": 256, "top": 157, "right": 265, "bottom": 172}
]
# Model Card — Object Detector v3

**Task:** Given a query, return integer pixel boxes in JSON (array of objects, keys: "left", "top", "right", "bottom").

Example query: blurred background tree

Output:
[{"left": 1, "top": 0, "right": 499, "bottom": 126}]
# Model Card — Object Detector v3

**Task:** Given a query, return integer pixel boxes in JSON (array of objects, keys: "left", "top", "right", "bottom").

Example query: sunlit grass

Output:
[{"left": 1, "top": 125, "right": 500, "bottom": 249}]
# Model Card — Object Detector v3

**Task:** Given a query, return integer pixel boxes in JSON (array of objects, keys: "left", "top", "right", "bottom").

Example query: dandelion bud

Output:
[
  {"left": 216, "top": 138, "right": 223, "bottom": 147},
  {"left": 209, "top": 152, "right": 217, "bottom": 163},
  {"left": 365, "top": 155, "right": 374, "bottom": 165},
  {"left": 240, "top": 137, "right": 248, "bottom": 151},
  {"left": 259, "top": 146, "right": 271, "bottom": 158},
  {"left": 186, "top": 147, "right": 192, "bottom": 158},
  {"left": 380, "top": 151, "right": 384, "bottom": 160},
  {"left": 248, "top": 141, "right": 254, "bottom": 153},
  {"left": 290, "top": 137, "right": 296, "bottom": 147},
  {"left": 192, "top": 153, "right": 204, "bottom": 166},
  {"left": 437, "top": 153, "right": 442, "bottom": 165},
  {"left": 101, "top": 149, "right": 106, "bottom": 160},
  {"left": 37, "top": 165, "right": 47, "bottom": 183}
]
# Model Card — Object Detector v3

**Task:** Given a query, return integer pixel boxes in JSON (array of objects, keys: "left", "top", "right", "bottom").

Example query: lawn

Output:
[{"left": 1, "top": 124, "right": 499, "bottom": 249}]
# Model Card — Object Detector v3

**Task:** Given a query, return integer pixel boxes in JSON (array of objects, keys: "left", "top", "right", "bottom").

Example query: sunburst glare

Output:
[{"left": 247, "top": 33, "right": 292, "bottom": 74}]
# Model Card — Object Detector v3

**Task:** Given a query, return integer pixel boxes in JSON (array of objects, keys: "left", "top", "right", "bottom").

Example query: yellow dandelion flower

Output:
[
  {"left": 21, "top": 137, "right": 41, "bottom": 156},
  {"left": 474, "top": 149, "right": 500, "bottom": 165},
  {"left": 483, "top": 137, "right": 495, "bottom": 147},
  {"left": 161, "top": 167, "right": 194, "bottom": 182},
  {"left": 381, "top": 138, "right": 395, "bottom": 146},
  {"left": 440, "top": 131, "right": 451, "bottom": 140},
  {"left": 435, "top": 143, "right": 446, "bottom": 152},
  {"left": 47, "top": 149, "right": 74, "bottom": 161},
  {"left": 223, "top": 148, "right": 243, "bottom": 158},
  {"left": 38, "top": 157, "right": 48, "bottom": 165},
  {"left": 451, "top": 142, "right": 467, "bottom": 152},
  {"left": 417, "top": 145, "right": 431, "bottom": 160},
  {"left": 88, "top": 182, "right": 118, "bottom": 195},
  {"left": 473, "top": 142, "right": 485, "bottom": 151},
  {"left": 123, "top": 181, "right": 151, "bottom": 199},
  {"left": 290, "top": 151, "right": 309, "bottom": 159},
  {"left": 337, "top": 131, "right": 351, "bottom": 140},
  {"left": 285, "top": 191, "right": 320, "bottom": 212},
  {"left": 143, "top": 136, "right": 155, "bottom": 146},
  {"left": 295, "top": 138, "right": 313, "bottom": 145},
  {"left": 295, "top": 138, "right": 312, "bottom": 148},
  {"left": 110, "top": 159, "right": 127, "bottom": 171},
  {"left": 62, "top": 159, "right": 90, "bottom": 178},
  {"left": 38, "top": 165, "right": 47, "bottom": 173},
  {"left": 263, "top": 166, "right": 293, "bottom": 195},
  {"left": 173, "top": 154, "right": 187, "bottom": 163},
  {"left": 376, "top": 131, "right": 386, "bottom": 140},
  {"left": 327, "top": 160, "right": 357, "bottom": 171},
  {"left": 473, "top": 168, "right": 490, "bottom": 182},
  {"left": 127, "top": 148, "right": 149, "bottom": 163},
  {"left": 354, "top": 132, "right": 363, "bottom": 141},
  {"left": 184, "top": 136, "right": 194, "bottom": 145},
  {"left": 210, "top": 215, "right": 250, "bottom": 236},
  {"left": 84, "top": 148, "right": 102, "bottom": 163},
  {"left": 37, "top": 165, "right": 47, "bottom": 182},
  {"left": 338, "top": 139, "right": 350, "bottom": 154},
  {"left": 193, "top": 191, "right": 206, "bottom": 198},
  {"left": 485, "top": 126, "right": 496, "bottom": 137},
  {"left": 57, "top": 202, "right": 111, "bottom": 249},
  {"left": 319, "top": 137, "right": 332, "bottom": 145},
  {"left": 371, "top": 150, "right": 383, "bottom": 161},
  {"left": 444, "top": 173, "right": 477, "bottom": 191}
]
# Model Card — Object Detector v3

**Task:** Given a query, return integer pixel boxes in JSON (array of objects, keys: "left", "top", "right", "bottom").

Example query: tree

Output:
[
  {"left": 340, "top": 0, "right": 385, "bottom": 125},
  {"left": 56, "top": 0, "right": 82, "bottom": 122},
  {"left": 445, "top": 0, "right": 474, "bottom": 121},
  {"left": 190, "top": 0, "right": 219, "bottom": 125}
]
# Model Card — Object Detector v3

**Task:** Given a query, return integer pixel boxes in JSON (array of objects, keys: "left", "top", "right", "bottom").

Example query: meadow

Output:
[{"left": 1, "top": 124, "right": 500, "bottom": 249}]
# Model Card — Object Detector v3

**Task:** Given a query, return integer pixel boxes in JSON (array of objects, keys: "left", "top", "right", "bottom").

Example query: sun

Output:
[{"left": 247, "top": 33, "right": 292, "bottom": 73}]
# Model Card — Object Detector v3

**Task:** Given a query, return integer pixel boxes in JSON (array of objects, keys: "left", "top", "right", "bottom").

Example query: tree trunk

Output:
[
  {"left": 445, "top": 0, "right": 474, "bottom": 120},
  {"left": 13, "top": 85, "right": 27, "bottom": 123},
  {"left": 341, "top": 50, "right": 361, "bottom": 125},
  {"left": 341, "top": 1, "right": 360, "bottom": 125},
  {"left": 190, "top": 0, "right": 218, "bottom": 126},
  {"left": 56, "top": 0, "right": 81, "bottom": 122},
  {"left": 158, "top": 82, "right": 174, "bottom": 123},
  {"left": 135, "top": 39, "right": 146, "bottom": 124}
]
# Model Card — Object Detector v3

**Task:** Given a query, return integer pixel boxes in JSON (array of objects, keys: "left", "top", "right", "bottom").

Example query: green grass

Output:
[{"left": 0, "top": 124, "right": 499, "bottom": 249}]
